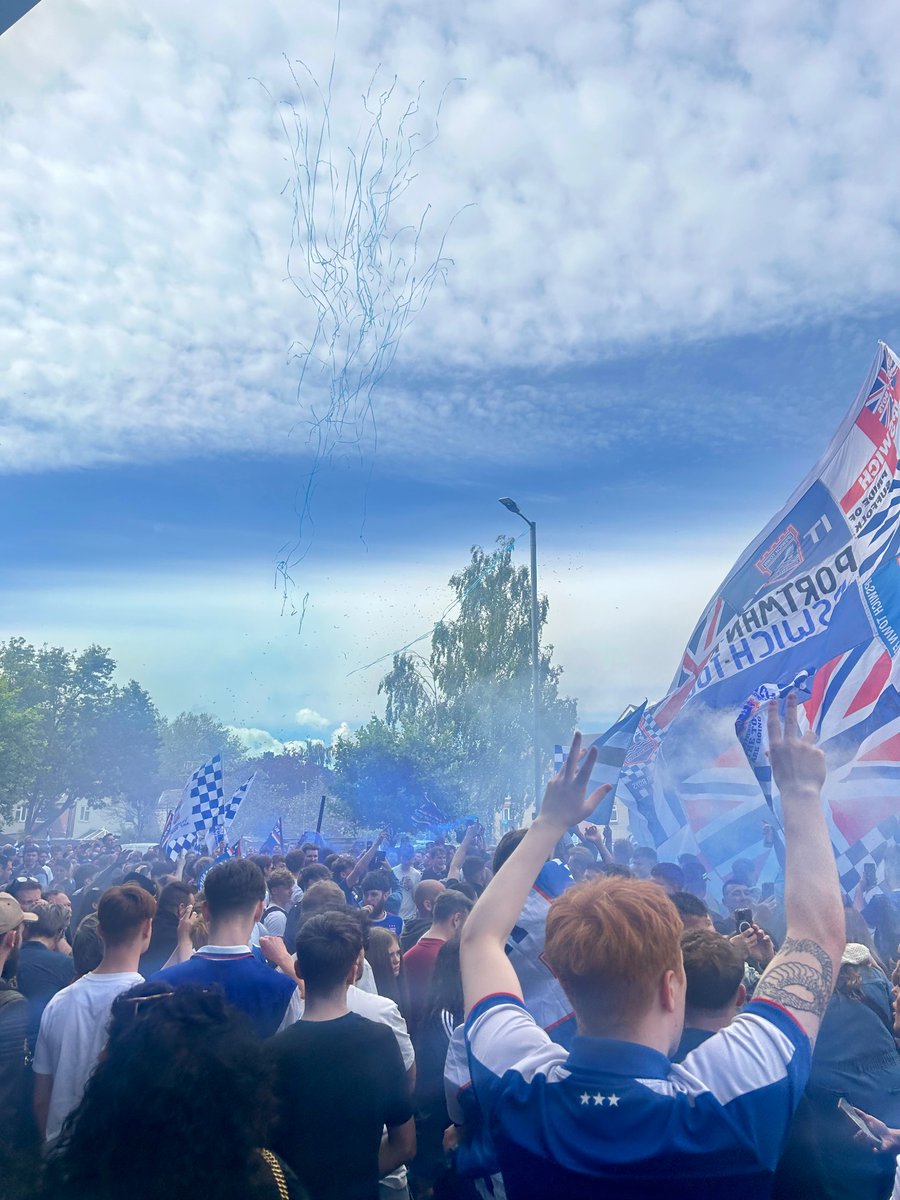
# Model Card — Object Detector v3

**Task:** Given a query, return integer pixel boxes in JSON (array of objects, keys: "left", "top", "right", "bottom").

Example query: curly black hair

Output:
[{"left": 42, "top": 986, "right": 276, "bottom": 1200}]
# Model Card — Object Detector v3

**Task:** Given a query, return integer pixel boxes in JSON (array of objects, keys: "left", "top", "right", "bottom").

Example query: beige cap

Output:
[
  {"left": 0, "top": 892, "right": 39, "bottom": 935},
  {"left": 841, "top": 942, "right": 871, "bottom": 966}
]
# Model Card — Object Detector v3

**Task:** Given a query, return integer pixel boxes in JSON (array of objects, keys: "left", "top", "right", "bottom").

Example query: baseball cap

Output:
[{"left": 0, "top": 892, "right": 39, "bottom": 935}]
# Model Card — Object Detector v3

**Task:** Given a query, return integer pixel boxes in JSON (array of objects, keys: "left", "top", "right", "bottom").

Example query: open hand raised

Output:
[{"left": 538, "top": 732, "right": 610, "bottom": 832}]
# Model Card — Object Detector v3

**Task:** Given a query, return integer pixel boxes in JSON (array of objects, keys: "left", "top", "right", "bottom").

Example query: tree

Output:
[
  {"left": 331, "top": 718, "right": 464, "bottom": 833},
  {"left": 334, "top": 537, "right": 578, "bottom": 829},
  {"left": 236, "top": 744, "right": 337, "bottom": 838},
  {"left": 103, "top": 681, "right": 163, "bottom": 838},
  {"left": 157, "top": 712, "right": 246, "bottom": 791},
  {"left": 0, "top": 638, "right": 134, "bottom": 834},
  {"left": 0, "top": 676, "right": 42, "bottom": 826}
]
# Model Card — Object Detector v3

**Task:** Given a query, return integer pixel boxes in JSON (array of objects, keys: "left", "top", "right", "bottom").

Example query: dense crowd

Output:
[{"left": 1, "top": 702, "right": 899, "bottom": 1199}]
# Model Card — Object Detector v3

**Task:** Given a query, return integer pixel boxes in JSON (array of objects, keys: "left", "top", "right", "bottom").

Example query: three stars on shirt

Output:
[{"left": 579, "top": 1092, "right": 620, "bottom": 1107}]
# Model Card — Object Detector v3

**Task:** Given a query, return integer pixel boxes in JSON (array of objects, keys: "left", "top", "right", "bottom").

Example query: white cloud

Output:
[
  {"left": 295, "top": 707, "right": 329, "bottom": 729},
  {"left": 330, "top": 721, "right": 353, "bottom": 745},
  {"left": 226, "top": 725, "right": 284, "bottom": 756},
  {"left": 2, "top": 1, "right": 900, "bottom": 472}
]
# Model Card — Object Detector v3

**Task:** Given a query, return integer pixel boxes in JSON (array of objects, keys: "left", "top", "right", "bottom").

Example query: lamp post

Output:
[{"left": 498, "top": 497, "right": 542, "bottom": 816}]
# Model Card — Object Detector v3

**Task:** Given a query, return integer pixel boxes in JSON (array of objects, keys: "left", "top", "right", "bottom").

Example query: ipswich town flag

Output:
[{"left": 618, "top": 343, "right": 900, "bottom": 891}]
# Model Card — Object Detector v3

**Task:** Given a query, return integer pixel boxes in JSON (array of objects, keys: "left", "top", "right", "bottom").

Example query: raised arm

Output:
[
  {"left": 753, "top": 695, "right": 845, "bottom": 1045},
  {"left": 460, "top": 735, "right": 606, "bottom": 1013},
  {"left": 581, "top": 824, "right": 614, "bottom": 865},
  {"left": 446, "top": 824, "right": 477, "bottom": 881},
  {"left": 345, "top": 831, "right": 386, "bottom": 889}
]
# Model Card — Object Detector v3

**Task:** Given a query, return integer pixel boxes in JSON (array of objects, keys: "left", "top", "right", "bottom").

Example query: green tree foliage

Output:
[
  {"left": 0, "top": 639, "right": 248, "bottom": 836},
  {"left": 333, "top": 537, "right": 577, "bottom": 830},
  {"left": 238, "top": 743, "right": 336, "bottom": 836},
  {"left": 157, "top": 712, "right": 246, "bottom": 790},
  {"left": 0, "top": 675, "right": 42, "bottom": 823}
]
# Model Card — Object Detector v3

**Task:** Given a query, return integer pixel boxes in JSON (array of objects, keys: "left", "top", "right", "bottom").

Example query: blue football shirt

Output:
[{"left": 465, "top": 992, "right": 811, "bottom": 1199}]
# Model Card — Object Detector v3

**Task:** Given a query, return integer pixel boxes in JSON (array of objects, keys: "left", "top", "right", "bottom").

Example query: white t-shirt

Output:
[
  {"left": 392, "top": 864, "right": 422, "bottom": 922},
  {"left": 33, "top": 969, "right": 143, "bottom": 1142}
]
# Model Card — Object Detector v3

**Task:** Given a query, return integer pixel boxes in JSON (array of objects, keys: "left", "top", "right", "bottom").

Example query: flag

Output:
[
  {"left": 554, "top": 704, "right": 647, "bottom": 826},
  {"left": 619, "top": 342, "right": 900, "bottom": 890},
  {"left": 196, "top": 842, "right": 238, "bottom": 892},
  {"left": 163, "top": 756, "right": 224, "bottom": 861},
  {"left": 412, "top": 797, "right": 446, "bottom": 827},
  {"left": 207, "top": 773, "right": 256, "bottom": 855},
  {"left": 224, "top": 773, "right": 256, "bottom": 828},
  {"left": 260, "top": 817, "right": 285, "bottom": 855}
]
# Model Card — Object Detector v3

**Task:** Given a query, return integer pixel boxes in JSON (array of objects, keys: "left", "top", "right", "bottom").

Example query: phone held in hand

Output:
[
  {"left": 734, "top": 907, "right": 754, "bottom": 934},
  {"left": 837, "top": 1098, "right": 883, "bottom": 1148},
  {"left": 863, "top": 861, "right": 877, "bottom": 890},
  {"left": 759, "top": 881, "right": 775, "bottom": 901}
]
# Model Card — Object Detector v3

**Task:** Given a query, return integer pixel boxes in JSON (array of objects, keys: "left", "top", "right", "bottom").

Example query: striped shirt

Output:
[{"left": 465, "top": 993, "right": 810, "bottom": 1199}]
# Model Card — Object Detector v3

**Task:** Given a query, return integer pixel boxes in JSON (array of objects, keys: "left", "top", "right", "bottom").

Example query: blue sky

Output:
[{"left": 3, "top": 0, "right": 900, "bottom": 752}]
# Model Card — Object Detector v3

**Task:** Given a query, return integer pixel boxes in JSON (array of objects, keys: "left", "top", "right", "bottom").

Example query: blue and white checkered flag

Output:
[
  {"left": 224, "top": 773, "right": 255, "bottom": 827},
  {"left": 189, "top": 755, "right": 225, "bottom": 830},
  {"left": 207, "top": 772, "right": 256, "bottom": 854},
  {"left": 164, "top": 756, "right": 224, "bottom": 860}
]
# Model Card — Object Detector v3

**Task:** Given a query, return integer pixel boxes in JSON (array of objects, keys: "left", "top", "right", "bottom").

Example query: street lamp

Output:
[{"left": 498, "top": 497, "right": 542, "bottom": 816}]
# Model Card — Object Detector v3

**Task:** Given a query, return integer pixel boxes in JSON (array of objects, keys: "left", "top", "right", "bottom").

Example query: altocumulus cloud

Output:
[{"left": 2, "top": 0, "right": 900, "bottom": 474}]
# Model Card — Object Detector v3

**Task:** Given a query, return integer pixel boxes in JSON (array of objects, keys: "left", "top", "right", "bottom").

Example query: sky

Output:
[{"left": 3, "top": 0, "right": 900, "bottom": 754}]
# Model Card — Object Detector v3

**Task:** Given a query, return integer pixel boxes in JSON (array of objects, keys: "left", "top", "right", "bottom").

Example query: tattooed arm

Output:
[{"left": 754, "top": 696, "right": 845, "bottom": 1045}]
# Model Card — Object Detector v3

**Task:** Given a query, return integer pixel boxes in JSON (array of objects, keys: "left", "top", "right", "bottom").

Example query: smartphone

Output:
[
  {"left": 760, "top": 882, "right": 776, "bottom": 901},
  {"left": 863, "top": 862, "right": 877, "bottom": 890},
  {"left": 734, "top": 907, "right": 754, "bottom": 934},
  {"left": 837, "top": 1098, "right": 882, "bottom": 1147}
]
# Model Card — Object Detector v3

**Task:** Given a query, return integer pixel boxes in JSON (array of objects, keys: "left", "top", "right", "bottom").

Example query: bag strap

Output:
[{"left": 259, "top": 1148, "right": 290, "bottom": 1200}]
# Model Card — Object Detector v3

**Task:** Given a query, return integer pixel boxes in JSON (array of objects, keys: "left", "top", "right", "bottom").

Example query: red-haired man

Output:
[{"left": 459, "top": 699, "right": 845, "bottom": 1199}]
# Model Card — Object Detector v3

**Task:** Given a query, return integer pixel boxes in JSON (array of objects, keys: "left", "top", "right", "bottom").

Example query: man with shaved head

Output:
[{"left": 400, "top": 879, "right": 445, "bottom": 953}]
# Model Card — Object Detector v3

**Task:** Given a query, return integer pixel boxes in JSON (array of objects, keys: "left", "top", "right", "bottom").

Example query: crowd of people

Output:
[{"left": 1, "top": 701, "right": 899, "bottom": 1199}]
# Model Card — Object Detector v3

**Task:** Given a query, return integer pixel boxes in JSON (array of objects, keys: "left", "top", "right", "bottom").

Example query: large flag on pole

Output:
[
  {"left": 163, "top": 756, "right": 224, "bottom": 860},
  {"left": 619, "top": 342, "right": 900, "bottom": 890}
]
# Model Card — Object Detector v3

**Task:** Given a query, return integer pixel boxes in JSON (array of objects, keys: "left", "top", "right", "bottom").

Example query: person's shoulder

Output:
[{"left": 0, "top": 983, "right": 26, "bottom": 1013}]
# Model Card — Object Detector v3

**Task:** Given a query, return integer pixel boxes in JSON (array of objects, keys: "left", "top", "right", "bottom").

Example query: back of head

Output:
[
  {"left": 651, "top": 862, "right": 685, "bottom": 894},
  {"left": 247, "top": 854, "right": 271, "bottom": 875},
  {"left": 158, "top": 881, "right": 194, "bottom": 916},
  {"left": 97, "top": 885, "right": 157, "bottom": 948},
  {"left": 284, "top": 848, "right": 306, "bottom": 875},
  {"left": 45, "top": 984, "right": 272, "bottom": 1200},
  {"left": 72, "top": 919, "right": 104, "bottom": 978},
  {"left": 444, "top": 879, "right": 478, "bottom": 902},
  {"left": 431, "top": 889, "right": 473, "bottom": 927},
  {"left": 297, "top": 863, "right": 331, "bottom": 892},
  {"left": 461, "top": 855, "right": 486, "bottom": 884},
  {"left": 414, "top": 878, "right": 445, "bottom": 916},
  {"left": 544, "top": 877, "right": 682, "bottom": 1036},
  {"left": 73, "top": 864, "right": 95, "bottom": 889},
  {"left": 493, "top": 829, "right": 527, "bottom": 875},
  {"left": 203, "top": 860, "right": 265, "bottom": 921},
  {"left": 296, "top": 909, "right": 363, "bottom": 995},
  {"left": 670, "top": 891, "right": 712, "bottom": 932},
  {"left": 25, "top": 900, "right": 70, "bottom": 942},
  {"left": 424, "top": 937, "right": 464, "bottom": 1026},
  {"left": 681, "top": 930, "right": 745, "bottom": 1013},
  {"left": 299, "top": 880, "right": 346, "bottom": 917}
]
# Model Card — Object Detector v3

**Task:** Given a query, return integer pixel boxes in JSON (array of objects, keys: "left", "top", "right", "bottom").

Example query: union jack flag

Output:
[
  {"left": 615, "top": 343, "right": 900, "bottom": 899},
  {"left": 864, "top": 347, "right": 898, "bottom": 428}
]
